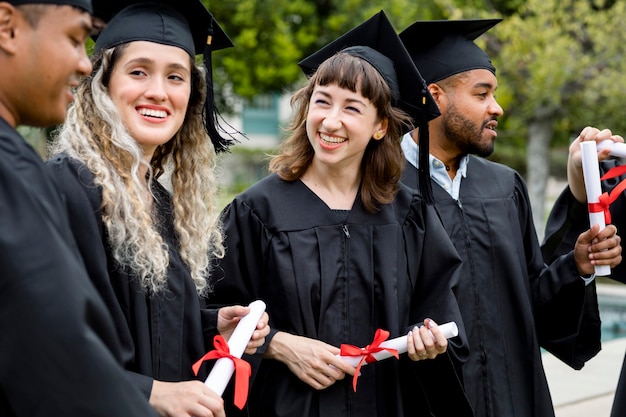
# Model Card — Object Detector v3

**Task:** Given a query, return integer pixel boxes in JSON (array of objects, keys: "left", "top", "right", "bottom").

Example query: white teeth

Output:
[
  {"left": 320, "top": 133, "right": 346, "bottom": 143},
  {"left": 138, "top": 108, "right": 167, "bottom": 118}
]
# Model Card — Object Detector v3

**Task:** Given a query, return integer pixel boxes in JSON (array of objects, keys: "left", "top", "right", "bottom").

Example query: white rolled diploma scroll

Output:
[
  {"left": 204, "top": 300, "right": 267, "bottom": 396},
  {"left": 580, "top": 141, "right": 611, "bottom": 276},
  {"left": 597, "top": 140, "right": 626, "bottom": 158},
  {"left": 337, "top": 321, "right": 458, "bottom": 367}
]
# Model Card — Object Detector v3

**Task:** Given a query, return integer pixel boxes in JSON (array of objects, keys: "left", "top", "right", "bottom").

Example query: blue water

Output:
[
  {"left": 601, "top": 311, "right": 626, "bottom": 341},
  {"left": 599, "top": 293, "right": 626, "bottom": 342}
]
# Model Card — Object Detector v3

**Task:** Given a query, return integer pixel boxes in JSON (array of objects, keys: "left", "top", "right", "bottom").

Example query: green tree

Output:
[
  {"left": 206, "top": 0, "right": 444, "bottom": 100},
  {"left": 495, "top": 0, "right": 626, "bottom": 235}
]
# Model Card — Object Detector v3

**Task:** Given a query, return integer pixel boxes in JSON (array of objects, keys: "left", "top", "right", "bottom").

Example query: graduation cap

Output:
[
  {"left": 91, "top": 0, "right": 236, "bottom": 153},
  {"left": 8, "top": 0, "right": 92, "bottom": 13},
  {"left": 399, "top": 18, "right": 502, "bottom": 84},
  {"left": 298, "top": 10, "right": 440, "bottom": 203}
]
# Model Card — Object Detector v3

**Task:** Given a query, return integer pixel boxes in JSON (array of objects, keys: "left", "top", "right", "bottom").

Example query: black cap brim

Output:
[{"left": 401, "top": 18, "right": 501, "bottom": 48}]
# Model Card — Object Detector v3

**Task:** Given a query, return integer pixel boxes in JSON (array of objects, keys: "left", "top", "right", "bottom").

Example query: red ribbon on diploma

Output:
[
  {"left": 588, "top": 165, "right": 626, "bottom": 224},
  {"left": 339, "top": 329, "right": 399, "bottom": 392},
  {"left": 192, "top": 335, "right": 252, "bottom": 410}
]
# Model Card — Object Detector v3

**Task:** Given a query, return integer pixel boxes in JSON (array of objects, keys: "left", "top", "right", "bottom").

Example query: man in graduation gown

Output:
[
  {"left": 0, "top": 1, "right": 157, "bottom": 415},
  {"left": 542, "top": 126, "right": 625, "bottom": 416},
  {"left": 399, "top": 19, "right": 623, "bottom": 417}
]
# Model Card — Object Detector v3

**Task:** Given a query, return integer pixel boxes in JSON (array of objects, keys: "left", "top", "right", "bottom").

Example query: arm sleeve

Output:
[
  {"left": 0, "top": 157, "right": 156, "bottom": 416},
  {"left": 511, "top": 174, "right": 601, "bottom": 369},
  {"left": 208, "top": 198, "right": 274, "bottom": 414},
  {"left": 210, "top": 199, "right": 264, "bottom": 306},
  {"left": 407, "top": 202, "right": 469, "bottom": 362},
  {"left": 401, "top": 201, "right": 473, "bottom": 417}
]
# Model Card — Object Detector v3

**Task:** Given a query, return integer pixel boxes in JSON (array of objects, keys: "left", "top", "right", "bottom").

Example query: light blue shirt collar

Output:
[{"left": 401, "top": 132, "right": 468, "bottom": 200}]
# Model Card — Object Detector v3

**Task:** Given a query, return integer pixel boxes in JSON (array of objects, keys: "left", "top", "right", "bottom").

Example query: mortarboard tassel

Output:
[
  {"left": 203, "top": 19, "right": 238, "bottom": 153},
  {"left": 417, "top": 92, "right": 434, "bottom": 204}
]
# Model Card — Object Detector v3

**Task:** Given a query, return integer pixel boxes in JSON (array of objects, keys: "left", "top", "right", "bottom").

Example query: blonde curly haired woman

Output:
[{"left": 46, "top": 2, "right": 268, "bottom": 416}]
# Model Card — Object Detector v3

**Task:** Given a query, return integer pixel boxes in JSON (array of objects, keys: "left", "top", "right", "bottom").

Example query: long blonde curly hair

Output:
[{"left": 50, "top": 45, "right": 224, "bottom": 296}]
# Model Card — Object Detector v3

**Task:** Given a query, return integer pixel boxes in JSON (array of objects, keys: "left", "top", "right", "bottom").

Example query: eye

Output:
[
  {"left": 129, "top": 69, "right": 147, "bottom": 77},
  {"left": 168, "top": 74, "right": 185, "bottom": 82},
  {"left": 68, "top": 27, "right": 89, "bottom": 48},
  {"left": 314, "top": 98, "right": 329, "bottom": 106}
]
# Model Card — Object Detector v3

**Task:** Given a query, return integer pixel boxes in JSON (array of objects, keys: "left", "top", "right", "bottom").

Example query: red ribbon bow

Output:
[
  {"left": 339, "top": 329, "right": 399, "bottom": 392},
  {"left": 192, "top": 335, "right": 252, "bottom": 410},
  {"left": 588, "top": 165, "right": 626, "bottom": 224}
]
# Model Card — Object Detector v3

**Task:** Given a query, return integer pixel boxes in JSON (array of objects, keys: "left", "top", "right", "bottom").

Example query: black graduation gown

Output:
[
  {"left": 45, "top": 153, "right": 219, "bottom": 398},
  {"left": 210, "top": 173, "right": 473, "bottom": 417},
  {"left": 0, "top": 119, "right": 156, "bottom": 417},
  {"left": 402, "top": 156, "right": 601, "bottom": 417},
  {"left": 542, "top": 158, "right": 625, "bottom": 417}
]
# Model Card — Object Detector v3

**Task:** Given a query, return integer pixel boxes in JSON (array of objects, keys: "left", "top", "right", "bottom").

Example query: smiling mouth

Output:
[
  {"left": 320, "top": 133, "right": 346, "bottom": 144},
  {"left": 138, "top": 108, "right": 167, "bottom": 119}
]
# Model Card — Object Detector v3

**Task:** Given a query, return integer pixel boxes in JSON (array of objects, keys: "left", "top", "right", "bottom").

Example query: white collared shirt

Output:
[{"left": 401, "top": 132, "right": 468, "bottom": 200}]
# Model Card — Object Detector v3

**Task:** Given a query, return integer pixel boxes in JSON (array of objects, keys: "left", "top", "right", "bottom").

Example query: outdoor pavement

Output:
[
  {"left": 545, "top": 284, "right": 626, "bottom": 417},
  {"left": 545, "top": 337, "right": 624, "bottom": 417}
]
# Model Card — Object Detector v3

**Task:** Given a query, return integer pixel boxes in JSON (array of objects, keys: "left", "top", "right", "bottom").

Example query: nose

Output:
[
  {"left": 322, "top": 107, "right": 342, "bottom": 131},
  {"left": 77, "top": 46, "right": 92, "bottom": 77},
  {"left": 144, "top": 77, "right": 167, "bottom": 101},
  {"left": 489, "top": 97, "right": 504, "bottom": 117}
]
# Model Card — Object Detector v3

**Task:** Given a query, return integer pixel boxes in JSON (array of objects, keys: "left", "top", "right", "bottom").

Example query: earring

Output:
[{"left": 374, "top": 132, "right": 383, "bottom": 139}]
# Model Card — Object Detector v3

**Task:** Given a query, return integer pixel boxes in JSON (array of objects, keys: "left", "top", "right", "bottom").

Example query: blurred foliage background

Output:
[
  {"left": 26, "top": 0, "right": 626, "bottom": 238},
  {"left": 205, "top": 0, "right": 626, "bottom": 236}
]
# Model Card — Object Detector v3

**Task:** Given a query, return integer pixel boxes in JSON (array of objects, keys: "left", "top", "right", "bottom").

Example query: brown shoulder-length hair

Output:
[{"left": 269, "top": 52, "right": 413, "bottom": 213}]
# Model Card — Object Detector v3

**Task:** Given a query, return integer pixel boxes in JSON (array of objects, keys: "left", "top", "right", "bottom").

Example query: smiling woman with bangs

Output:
[{"left": 210, "top": 11, "right": 473, "bottom": 417}]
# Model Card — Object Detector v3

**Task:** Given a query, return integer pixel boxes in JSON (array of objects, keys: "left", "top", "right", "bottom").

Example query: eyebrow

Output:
[
  {"left": 123, "top": 57, "right": 191, "bottom": 73},
  {"left": 473, "top": 82, "right": 497, "bottom": 90},
  {"left": 314, "top": 89, "right": 367, "bottom": 106}
]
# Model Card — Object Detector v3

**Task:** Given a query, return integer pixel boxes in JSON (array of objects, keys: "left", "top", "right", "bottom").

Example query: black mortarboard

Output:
[
  {"left": 91, "top": 0, "right": 236, "bottom": 152},
  {"left": 399, "top": 19, "right": 501, "bottom": 84},
  {"left": 299, "top": 11, "right": 439, "bottom": 125},
  {"left": 298, "top": 10, "right": 440, "bottom": 203},
  {"left": 9, "top": 0, "right": 92, "bottom": 13}
]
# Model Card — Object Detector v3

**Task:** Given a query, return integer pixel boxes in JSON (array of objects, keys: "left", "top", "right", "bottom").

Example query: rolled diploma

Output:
[
  {"left": 598, "top": 140, "right": 626, "bottom": 158},
  {"left": 580, "top": 141, "right": 611, "bottom": 276},
  {"left": 337, "top": 321, "right": 458, "bottom": 367},
  {"left": 204, "top": 300, "right": 266, "bottom": 395}
]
